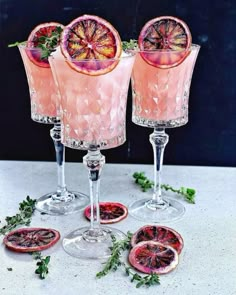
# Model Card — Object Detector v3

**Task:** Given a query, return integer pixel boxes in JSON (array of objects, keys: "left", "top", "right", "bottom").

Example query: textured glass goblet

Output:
[
  {"left": 50, "top": 52, "right": 136, "bottom": 259},
  {"left": 18, "top": 45, "right": 89, "bottom": 215},
  {"left": 129, "top": 45, "right": 200, "bottom": 223}
]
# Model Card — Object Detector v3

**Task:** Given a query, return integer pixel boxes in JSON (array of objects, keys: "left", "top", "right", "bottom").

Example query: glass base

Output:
[
  {"left": 35, "top": 191, "right": 89, "bottom": 215},
  {"left": 63, "top": 226, "right": 126, "bottom": 259},
  {"left": 31, "top": 113, "right": 60, "bottom": 124},
  {"left": 129, "top": 197, "right": 185, "bottom": 223},
  {"left": 132, "top": 114, "right": 188, "bottom": 128}
]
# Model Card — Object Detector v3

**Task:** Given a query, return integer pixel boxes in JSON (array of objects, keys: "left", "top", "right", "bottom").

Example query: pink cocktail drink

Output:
[
  {"left": 19, "top": 46, "right": 59, "bottom": 123},
  {"left": 18, "top": 44, "right": 89, "bottom": 215},
  {"left": 132, "top": 45, "right": 200, "bottom": 128},
  {"left": 50, "top": 53, "right": 136, "bottom": 150},
  {"left": 50, "top": 49, "right": 136, "bottom": 259},
  {"left": 129, "top": 44, "right": 200, "bottom": 223}
]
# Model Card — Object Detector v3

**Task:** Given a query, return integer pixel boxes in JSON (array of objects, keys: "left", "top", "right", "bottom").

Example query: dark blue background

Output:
[{"left": 1, "top": 0, "right": 235, "bottom": 166}]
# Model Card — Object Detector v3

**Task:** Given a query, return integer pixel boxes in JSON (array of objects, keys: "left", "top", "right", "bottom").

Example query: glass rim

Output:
[
  {"left": 18, "top": 44, "right": 136, "bottom": 61},
  {"left": 49, "top": 51, "right": 136, "bottom": 62},
  {"left": 18, "top": 43, "right": 200, "bottom": 62},
  {"left": 134, "top": 44, "right": 200, "bottom": 54}
]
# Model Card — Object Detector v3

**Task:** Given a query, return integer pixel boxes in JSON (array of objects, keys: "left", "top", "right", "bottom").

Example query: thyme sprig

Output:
[
  {"left": 8, "top": 26, "right": 63, "bottom": 60},
  {"left": 161, "top": 184, "right": 196, "bottom": 204},
  {"left": 133, "top": 172, "right": 196, "bottom": 204},
  {"left": 122, "top": 39, "right": 138, "bottom": 51},
  {"left": 0, "top": 196, "right": 36, "bottom": 235},
  {"left": 124, "top": 266, "right": 160, "bottom": 288},
  {"left": 96, "top": 232, "right": 132, "bottom": 278},
  {"left": 8, "top": 41, "right": 26, "bottom": 47},
  {"left": 36, "top": 26, "right": 63, "bottom": 59},
  {"left": 96, "top": 232, "right": 160, "bottom": 288},
  {"left": 31, "top": 251, "right": 50, "bottom": 279},
  {"left": 133, "top": 172, "right": 154, "bottom": 192}
]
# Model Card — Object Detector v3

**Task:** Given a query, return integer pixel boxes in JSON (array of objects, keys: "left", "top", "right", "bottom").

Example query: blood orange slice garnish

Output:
[
  {"left": 131, "top": 225, "right": 184, "bottom": 254},
  {"left": 3, "top": 228, "right": 60, "bottom": 253},
  {"left": 60, "top": 14, "right": 122, "bottom": 76},
  {"left": 138, "top": 16, "right": 192, "bottom": 68},
  {"left": 26, "top": 22, "right": 64, "bottom": 68},
  {"left": 84, "top": 202, "right": 128, "bottom": 224},
  {"left": 129, "top": 241, "right": 178, "bottom": 274}
]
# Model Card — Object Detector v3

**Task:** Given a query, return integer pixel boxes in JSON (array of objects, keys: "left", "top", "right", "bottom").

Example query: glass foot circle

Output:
[
  {"left": 35, "top": 191, "right": 89, "bottom": 215},
  {"left": 129, "top": 197, "right": 185, "bottom": 223},
  {"left": 63, "top": 226, "right": 126, "bottom": 259}
]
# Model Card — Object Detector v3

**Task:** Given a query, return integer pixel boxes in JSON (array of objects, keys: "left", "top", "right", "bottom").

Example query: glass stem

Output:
[
  {"left": 83, "top": 149, "right": 105, "bottom": 234},
  {"left": 149, "top": 128, "right": 169, "bottom": 207},
  {"left": 50, "top": 123, "right": 67, "bottom": 198}
]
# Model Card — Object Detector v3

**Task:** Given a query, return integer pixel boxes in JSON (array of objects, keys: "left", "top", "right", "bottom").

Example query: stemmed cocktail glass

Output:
[
  {"left": 18, "top": 45, "right": 89, "bottom": 215},
  {"left": 49, "top": 51, "right": 136, "bottom": 259},
  {"left": 129, "top": 45, "right": 200, "bottom": 223}
]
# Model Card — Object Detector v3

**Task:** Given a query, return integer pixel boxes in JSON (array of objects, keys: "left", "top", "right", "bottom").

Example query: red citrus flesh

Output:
[
  {"left": 26, "top": 22, "right": 64, "bottom": 68},
  {"left": 60, "top": 14, "right": 122, "bottom": 75},
  {"left": 131, "top": 225, "right": 184, "bottom": 254},
  {"left": 138, "top": 16, "right": 192, "bottom": 68},
  {"left": 129, "top": 241, "right": 179, "bottom": 274},
  {"left": 3, "top": 228, "right": 60, "bottom": 252},
  {"left": 84, "top": 202, "right": 128, "bottom": 224}
]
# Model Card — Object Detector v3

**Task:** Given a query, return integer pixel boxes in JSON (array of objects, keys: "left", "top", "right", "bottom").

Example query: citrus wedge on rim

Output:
[
  {"left": 129, "top": 241, "right": 179, "bottom": 274},
  {"left": 3, "top": 227, "right": 60, "bottom": 252},
  {"left": 138, "top": 16, "right": 192, "bottom": 69},
  {"left": 84, "top": 202, "right": 128, "bottom": 224},
  {"left": 26, "top": 22, "right": 64, "bottom": 68},
  {"left": 60, "top": 14, "right": 122, "bottom": 76},
  {"left": 131, "top": 225, "right": 184, "bottom": 254}
]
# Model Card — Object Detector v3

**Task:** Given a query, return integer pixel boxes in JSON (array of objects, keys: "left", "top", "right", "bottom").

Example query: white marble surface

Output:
[{"left": 0, "top": 160, "right": 236, "bottom": 295}]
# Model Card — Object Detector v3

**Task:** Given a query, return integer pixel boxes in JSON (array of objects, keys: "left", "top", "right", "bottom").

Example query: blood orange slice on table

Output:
[
  {"left": 138, "top": 16, "right": 192, "bottom": 68},
  {"left": 60, "top": 14, "right": 122, "bottom": 75},
  {"left": 84, "top": 202, "right": 128, "bottom": 224},
  {"left": 26, "top": 22, "right": 64, "bottom": 68},
  {"left": 3, "top": 228, "right": 60, "bottom": 252},
  {"left": 131, "top": 225, "right": 184, "bottom": 254},
  {"left": 129, "top": 241, "right": 179, "bottom": 274}
]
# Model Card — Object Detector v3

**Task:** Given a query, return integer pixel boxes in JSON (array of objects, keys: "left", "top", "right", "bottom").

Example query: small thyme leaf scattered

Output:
[
  {"left": 122, "top": 39, "right": 138, "bottom": 51},
  {"left": 0, "top": 196, "right": 36, "bottom": 235},
  {"left": 96, "top": 232, "right": 160, "bottom": 288},
  {"left": 31, "top": 251, "right": 50, "bottom": 279},
  {"left": 133, "top": 172, "right": 196, "bottom": 203}
]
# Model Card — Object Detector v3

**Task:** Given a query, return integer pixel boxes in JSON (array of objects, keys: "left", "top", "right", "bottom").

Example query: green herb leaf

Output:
[
  {"left": 35, "top": 26, "right": 63, "bottom": 60},
  {"left": 0, "top": 196, "right": 36, "bottom": 235},
  {"left": 133, "top": 172, "right": 196, "bottom": 203},
  {"left": 122, "top": 39, "right": 138, "bottom": 51},
  {"left": 133, "top": 172, "right": 154, "bottom": 192},
  {"left": 31, "top": 252, "right": 51, "bottom": 280}
]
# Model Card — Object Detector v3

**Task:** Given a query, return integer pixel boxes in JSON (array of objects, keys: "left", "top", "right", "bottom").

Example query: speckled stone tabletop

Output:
[{"left": 0, "top": 160, "right": 236, "bottom": 295}]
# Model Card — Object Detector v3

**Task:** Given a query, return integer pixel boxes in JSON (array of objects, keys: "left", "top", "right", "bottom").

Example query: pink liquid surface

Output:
[
  {"left": 50, "top": 53, "right": 135, "bottom": 149},
  {"left": 19, "top": 46, "right": 58, "bottom": 121},
  {"left": 132, "top": 45, "right": 200, "bottom": 126}
]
